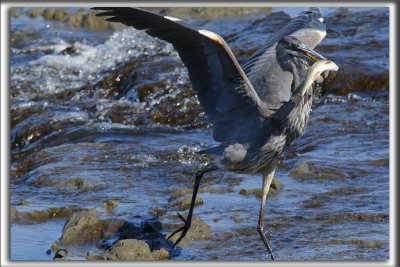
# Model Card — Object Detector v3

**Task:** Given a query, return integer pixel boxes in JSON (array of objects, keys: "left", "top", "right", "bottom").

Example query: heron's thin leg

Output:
[
  {"left": 257, "top": 169, "right": 276, "bottom": 260},
  {"left": 168, "top": 164, "right": 218, "bottom": 247}
]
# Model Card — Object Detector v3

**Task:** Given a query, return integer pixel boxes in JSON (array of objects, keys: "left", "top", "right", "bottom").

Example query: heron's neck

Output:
[{"left": 291, "top": 64, "right": 309, "bottom": 94}]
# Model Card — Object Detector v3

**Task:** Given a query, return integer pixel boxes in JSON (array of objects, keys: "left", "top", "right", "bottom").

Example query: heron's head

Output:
[
  {"left": 276, "top": 36, "right": 326, "bottom": 72},
  {"left": 297, "top": 7, "right": 325, "bottom": 32}
]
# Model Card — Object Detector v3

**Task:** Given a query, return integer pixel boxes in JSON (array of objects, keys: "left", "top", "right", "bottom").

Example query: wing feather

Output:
[{"left": 92, "top": 7, "right": 270, "bottom": 144}]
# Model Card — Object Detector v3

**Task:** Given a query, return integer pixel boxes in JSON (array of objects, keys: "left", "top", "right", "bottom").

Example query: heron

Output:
[{"left": 92, "top": 7, "right": 339, "bottom": 260}]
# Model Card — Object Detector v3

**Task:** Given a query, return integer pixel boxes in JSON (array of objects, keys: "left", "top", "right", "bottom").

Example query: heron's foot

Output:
[
  {"left": 268, "top": 250, "right": 275, "bottom": 260},
  {"left": 167, "top": 213, "right": 191, "bottom": 248},
  {"left": 257, "top": 225, "right": 275, "bottom": 260}
]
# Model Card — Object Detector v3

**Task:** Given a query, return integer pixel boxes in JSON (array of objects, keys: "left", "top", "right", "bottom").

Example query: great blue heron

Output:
[{"left": 92, "top": 7, "right": 339, "bottom": 260}]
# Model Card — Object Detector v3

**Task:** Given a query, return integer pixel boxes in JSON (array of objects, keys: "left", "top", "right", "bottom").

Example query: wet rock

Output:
[
  {"left": 168, "top": 217, "right": 211, "bottom": 247},
  {"left": 106, "top": 219, "right": 173, "bottom": 253},
  {"left": 239, "top": 188, "right": 263, "bottom": 199},
  {"left": 322, "top": 213, "right": 388, "bottom": 224},
  {"left": 212, "top": 217, "right": 222, "bottom": 223},
  {"left": 10, "top": 29, "right": 39, "bottom": 49},
  {"left": 109, "top": 239, "right": 154, "bottom": 260},
  {"left": 303, "top": 198, "right": 323, "bottom": 209},
  {"left": 323, "top": 64, "right": 389, "bottom": 95},
  {"left": 27, "top": 7, "right": 272, "bottom": 32},
  {"left": 83, "top": 11, "right": 124, "bottom": 31},
  {"left": 58, "top": 44, "right": 80, "bottom": 56},
  {"left": 10, "top": 7, "right": 20, "bottom": 18},
  {"left": 50, "top": 240, "right": 60, "bottom": 252},
  {"left": 25, "top": 8, "right": 121, "bottom": 31},
  {"left": 152, "top": 7, "right": 272, "bottom": 20},
  {"left": 53, "top": 248, "right": 68, "bottom": 260},
  {"left": 60, "top": 208, "right": 108, "bottom": 245},
  {"left": 303, "top": 187, "right": 369, "bottom": 209},
  {"left": 104, "top": 239, "right": 170, "bottom": 260},
  {"left": 118, "top": 220, "right": 162, "bottom": 240},
  {"left": 11, "top": 109, "right": 88, "bottom": 150},
  {"left": 42, "top": 8, "right": 56, "bottom": 20},
  {"left": 326, "top": 239, "right": 385, "bottom": 248},
  {"left": 66, "top": 11, "right": 85, "bottom": 28},
  {"left": 290, "top": 162, "right": 346, "bottom": 181},
  {"left": 86, "top": 251, "right": 103, "bottom": 260},
  {"left": 271, "top": 178, "right": 283, "bottom": 190},
  {"left": 239, "top": 178, "right": 282, "bottom": 199},
  {"left": 367, "top": 158, "right": 389, "bottom": 167},
  {"left": 149, "top": 207, "right": 166, "bottom": 217},
  {"left": 16, "top": 199, "right": 29, "bottom": 205},
  {"left": 149, "top": 92, "right": 205, "bottom": 127},
  {"left": 209, "top": 187, "right": 233, "bottom": 194},
  {"left": 11, "top": 206, "right": 81, "bottom": 224},
  {"left": 169, "top": 188, "right": 193, "bottom": 200},
  {"left": 235, "top": 227, "right": 256, "bottom": 236},
  {"left": 27, "top": 8, "right": 44, "bottom": 18},
  {"left": 56, "top": 177, "right": 99, "bottom": 191},
  {"left": 177, "top": 196, "right": 204, "bottom": 211},
  {"left": 231, "top": 215, "right": 243, "bottom": 223},
  {"left": 151, "top": 248, "right": 170, "bottom": 260},
  {"left": 95, "top": 59, "right": 140, "bottom": 99},
  {"left": 102, "top": 199, "right": 120, "bottom": 213},
  {"left": 11, "top": 206, "right": 18, "bottom": 221}
]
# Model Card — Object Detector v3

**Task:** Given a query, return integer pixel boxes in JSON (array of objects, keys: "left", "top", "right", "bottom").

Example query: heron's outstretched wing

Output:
[
  {"left": 92, "top": 7, "right": 269, "bottom": 144},
  {"left": 242, "top": 8, "right": 326, "bottom": 110}
]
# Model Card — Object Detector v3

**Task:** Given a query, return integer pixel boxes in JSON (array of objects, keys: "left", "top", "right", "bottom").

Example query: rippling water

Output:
[{"left": 10, "top": 6, "right": 389, "bottom": 261}]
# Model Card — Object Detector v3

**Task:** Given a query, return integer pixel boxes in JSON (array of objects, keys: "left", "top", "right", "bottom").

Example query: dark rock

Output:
[
  {"left": 271, "top": 177, "right": 283, "bottom": 190},
  {"left": 58, "top": 45, "right": 80, "bottom": 56},
  {"left": 53, "top": 249, "right": 68, "bottom": 260}
]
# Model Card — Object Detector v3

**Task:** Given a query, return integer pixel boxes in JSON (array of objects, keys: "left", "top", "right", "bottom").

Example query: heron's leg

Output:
[
  {"left": 167, "top": 164, "right": 217, "bottom": 247},
  {"left": 257, "top": 169, "right": 276, "bottom": 260}
]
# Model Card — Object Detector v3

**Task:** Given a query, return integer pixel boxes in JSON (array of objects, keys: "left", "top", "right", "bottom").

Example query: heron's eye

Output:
[{"left": 288, "top": 43, "right": 293, "bottom": 48}]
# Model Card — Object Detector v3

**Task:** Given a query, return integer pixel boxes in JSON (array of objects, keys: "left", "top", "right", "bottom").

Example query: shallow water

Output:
[{"left": 10, "top": 7, "right": 389, "bottom": 261}]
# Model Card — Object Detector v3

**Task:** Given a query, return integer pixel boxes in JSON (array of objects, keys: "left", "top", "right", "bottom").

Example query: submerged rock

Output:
[
  {"left": 169, "top": 188, "right": 193, "bottom": 200},
  {"left": 239, "top": 177, "right": 283, "bottom": 199},
  {"left": 290, "top": 162, "right": 346, "bottom": 181}
]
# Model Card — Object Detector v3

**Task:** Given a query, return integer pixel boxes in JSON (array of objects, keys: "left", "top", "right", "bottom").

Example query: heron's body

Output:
[{"left": 93, "top": 7, "right": 339, "bottom": 260}]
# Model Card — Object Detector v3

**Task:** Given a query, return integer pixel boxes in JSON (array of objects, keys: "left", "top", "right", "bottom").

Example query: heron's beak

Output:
[{"left": 297, "top": 46, "right": 326, "bottom": 62}]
